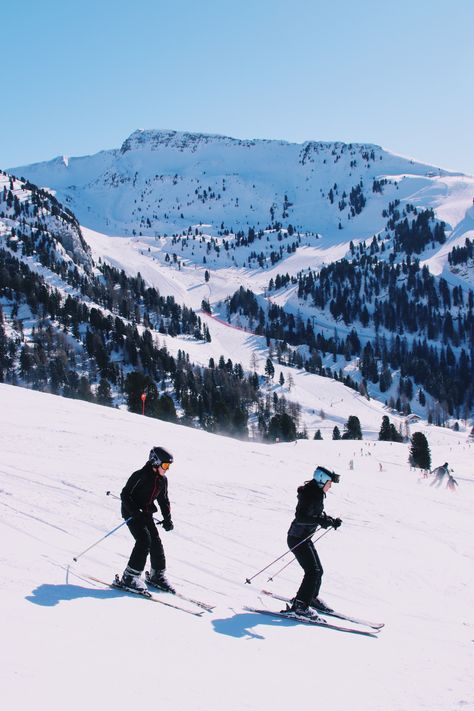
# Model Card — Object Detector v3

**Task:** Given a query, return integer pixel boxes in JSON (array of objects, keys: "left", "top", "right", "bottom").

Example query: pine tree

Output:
[
  {"left": 409, "top": 432, "right": 431, "bottom": 469},
  {"left": 332, "top": 426, "right": 341, "bottom": 440},
  {"left": 389, "top": 423, "right": 404, "bottom": 443},
  {"left": 378, "top": 415, "right": 403, "bottom": 442},
  {"left": 313, "top": 429, "right": 323, "bottom": 440},
  {"left": 378, "top": 415, "right": 392, "bottom": 441},
  {"left": 265, "top": 357, "right": 275, "bottom": 380},
  {"left": 268, "top": 412, "right": 296, "bottom": 442},
  {"left": 97, "top": 377, "right": 113, "bottom": 406},
  {"left": 154, "top": 393, "right": 177, "bottom": 422},
  {"left": 342, "top": 415, "right": 362, "bottom": 440}
]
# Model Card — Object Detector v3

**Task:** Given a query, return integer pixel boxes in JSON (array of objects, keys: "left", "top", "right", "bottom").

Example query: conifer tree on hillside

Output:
[
  {"left": 378, "top": 415, "right": 392, "bottom": 441},
  {"left": 287, "top": 372, "right": 294, "bottom": 391},
  {"left": 125, "top": 371, "right": 158, "bottom": 414},
  {"left": 342, "top": 415, "right": 362, "bottom": 440},
  {"left": 97, "top": 377, "right": 113, "bottom": 406},
  {"left": 409, "top": 432, "right": 431, "bottom": 470},
  {"left": 332, "top": 425, "right": 341, "bottom": 440},
  {"left": 267, "top": 412, "right": 296, "bottom": 442},
  {"left": 313, "top": 429, "right": 323, "bottom": 440},
  {"left": 265, "top": 357, "right": 275, "bottom": 380},
  {"left": 378, "top": 415, "right": 403, "bottom": 442}
]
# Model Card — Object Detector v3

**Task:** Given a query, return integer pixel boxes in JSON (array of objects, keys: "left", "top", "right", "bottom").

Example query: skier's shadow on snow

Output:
[
  {"left": 26, "top": 583, "right": 124, "bottom": 607},
  {"left": 212, "top": 611, "right": 297, "bottom": 640}
]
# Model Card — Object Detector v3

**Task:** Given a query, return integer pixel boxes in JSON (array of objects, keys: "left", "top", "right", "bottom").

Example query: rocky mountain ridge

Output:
[{"left": 9, "top": 128, "right": 461, "bottom": 238}]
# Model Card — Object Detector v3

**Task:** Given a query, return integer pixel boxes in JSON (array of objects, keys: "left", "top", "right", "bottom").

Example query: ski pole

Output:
[
  {"left": 267, "top": 528, "right": 332, "bottom": 582},
  {"left": 245, "top": 530, "right": 317, "bottom": 584},
  {"left": 72, "top": 517, "right": 133, "bottom": 562}
]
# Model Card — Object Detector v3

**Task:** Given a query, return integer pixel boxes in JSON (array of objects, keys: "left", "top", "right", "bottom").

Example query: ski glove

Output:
[
  {"left": 319, "top": 514, "right": 334, "bottom": 529},
  {"left": 162, "top": 519, "right": 174, "bottom": 531},
  {"left": 320, "top": 515, "right": 342, "bottom": 529}
]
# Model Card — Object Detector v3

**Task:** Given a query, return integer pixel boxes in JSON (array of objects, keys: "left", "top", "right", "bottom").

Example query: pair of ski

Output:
[
  {"left": 85, "top": 572, "right": 214, "bottom": 617},
  {"left": 244, "top": 590, "right": 384, "bottom": 637}
]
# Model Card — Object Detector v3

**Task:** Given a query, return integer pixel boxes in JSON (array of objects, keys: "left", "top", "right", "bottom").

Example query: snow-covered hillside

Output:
[
  {"left": 3, "top": 157, "right": 474, "bottom": 432},
  {"left": 1, "top": 383, "right": 473, "bottom": 711},
  {"left": 4, "top": 129, "right": 474, "bottom": 437},
  {"left": 0, "top": 172, "right": 92, "bottom": 270},
  {"left": 10, "top": 128, "right": 474, "bottom": 306},
  {"left": 10, "top": 128, "right": 472, "bottom": 241}
]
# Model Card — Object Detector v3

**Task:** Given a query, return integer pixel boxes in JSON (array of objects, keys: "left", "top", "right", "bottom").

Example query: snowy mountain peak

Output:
[
  {"left": 8, "top": 128, "right": 471, "bottom": 239},
  {"left": 119, "top": 128, "right": 253, "bottom": 154},
  {"left": 119, "top": 128, "right": 384, "bottom": 159}
]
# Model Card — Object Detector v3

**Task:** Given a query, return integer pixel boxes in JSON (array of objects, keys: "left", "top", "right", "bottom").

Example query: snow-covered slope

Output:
[
  {"left": 0, "top": 172, "right": 92, "bottom": 270},
  {"left": 5, "top": 133, "right": 474, "bottom": 434},
  {"left": 10, "top": 128, "right": 472, "bottom": 240},
  {"left": 10, "top": 128, "right": 474, "bottom": 305},
  {"left": 1, "top": 383, "right": 472, "bottom": 711},
  {"left": 3, "top": 159, "right": 473, "bottom": 431}
]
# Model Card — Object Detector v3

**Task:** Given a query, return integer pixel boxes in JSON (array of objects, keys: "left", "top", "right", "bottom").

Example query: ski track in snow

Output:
[{"left": 0, "top": 383, "right": 473, "bottom": 711}]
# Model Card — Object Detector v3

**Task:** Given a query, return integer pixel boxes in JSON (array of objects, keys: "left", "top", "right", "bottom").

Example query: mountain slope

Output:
[
  {"left": 10, "top": 128, "right": 471, "bottom": 239},
  {"left": 1, "top": 383, "right": 472, "bottom": 711},
  {"left": 5, "top": 133, "right": 474, "bottom": 429}
]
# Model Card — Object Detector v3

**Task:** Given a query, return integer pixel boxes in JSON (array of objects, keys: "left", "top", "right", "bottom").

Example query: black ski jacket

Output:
[
  {"left": 287, "top": 479, "right": 330, "bottom": 538},
  {"left": 121, "top": 462, "right": 171, "bottom": 523}
]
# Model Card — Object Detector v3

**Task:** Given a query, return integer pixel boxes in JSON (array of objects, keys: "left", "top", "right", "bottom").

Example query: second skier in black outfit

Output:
[
  {"left": 287, "top": 465, "right": 342, "bottom": 619},
  {"left": 120, "top": 446, "right": 175, "bottom": 593}
]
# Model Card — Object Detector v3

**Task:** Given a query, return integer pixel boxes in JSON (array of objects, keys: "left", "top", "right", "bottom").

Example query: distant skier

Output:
[
  {"left": 446, "top": 473, "right": 459, "bottom": 492},
  {"left": 286, "top": 465, "right": 342, "bottom": 619},
  {"left": 430, "top": 462, "right": 449, "bottom": 488},
  {"left": 120, "top": 446, "right": 175, "bottom": 593}
]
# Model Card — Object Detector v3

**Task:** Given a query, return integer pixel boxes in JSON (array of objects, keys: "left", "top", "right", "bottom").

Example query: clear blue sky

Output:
[{"left": 2, "top": 0, "right": 473, "bottom": 174}]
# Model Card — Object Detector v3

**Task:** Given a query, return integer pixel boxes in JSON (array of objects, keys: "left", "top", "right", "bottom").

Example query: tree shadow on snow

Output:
[
  {"left": 26, "top": 583, "right": 125, "bottom": 607},
  {"left": 212, "top": 610, "right": 298, "bottom": 640}
]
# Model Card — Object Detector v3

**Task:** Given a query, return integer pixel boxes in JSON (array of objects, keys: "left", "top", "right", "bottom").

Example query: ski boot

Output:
[
  {"left": 146, "top": 569, "right": 176, "bottom": 594},
  {"left": 120, "top": 566, "right": 148, "bottom": 593},
  {"left": 288, "top": 599, "right": 323, "bottom": 621},
  {"left": 310, "top": 596, "right": 334, "bottom": 614}
]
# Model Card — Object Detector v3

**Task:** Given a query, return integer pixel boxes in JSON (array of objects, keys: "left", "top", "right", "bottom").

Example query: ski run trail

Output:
[{"left": 1, "top": 383, "right": 473, "bottom": 711}]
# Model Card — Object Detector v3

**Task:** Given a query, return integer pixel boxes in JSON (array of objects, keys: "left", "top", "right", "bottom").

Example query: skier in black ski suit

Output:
[
  {"left": 430, "top": 462, "right": 450, "bottom": 488},
  {"left": 287, "top": 465, "right": 342, "bottom": 619},
  {"left": 120, "top": 446, "right": 175, "bottom": 593}
]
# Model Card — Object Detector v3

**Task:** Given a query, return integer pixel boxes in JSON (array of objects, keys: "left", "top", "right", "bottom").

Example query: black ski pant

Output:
[
  {"left": 287, "top": 534, "right": 323, "bottom": 607},
  {"left": 126, "top": 515, "right": 166, "bottom": 573}
]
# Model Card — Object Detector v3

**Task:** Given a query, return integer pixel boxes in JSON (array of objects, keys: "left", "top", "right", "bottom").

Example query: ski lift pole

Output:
[
  {"left": 72, "top": 517, "right": 133, "bottom": 562},
  {"left": 267, "top": 527, "right": 332, "bottom": 582},
  {"left": 244, "top": 530, "right": 316, "bottom": 584}
]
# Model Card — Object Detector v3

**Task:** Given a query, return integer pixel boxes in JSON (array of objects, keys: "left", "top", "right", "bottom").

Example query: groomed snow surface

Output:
[{"left": 1, "top": 384, "right": 473, "bottom": 711}]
